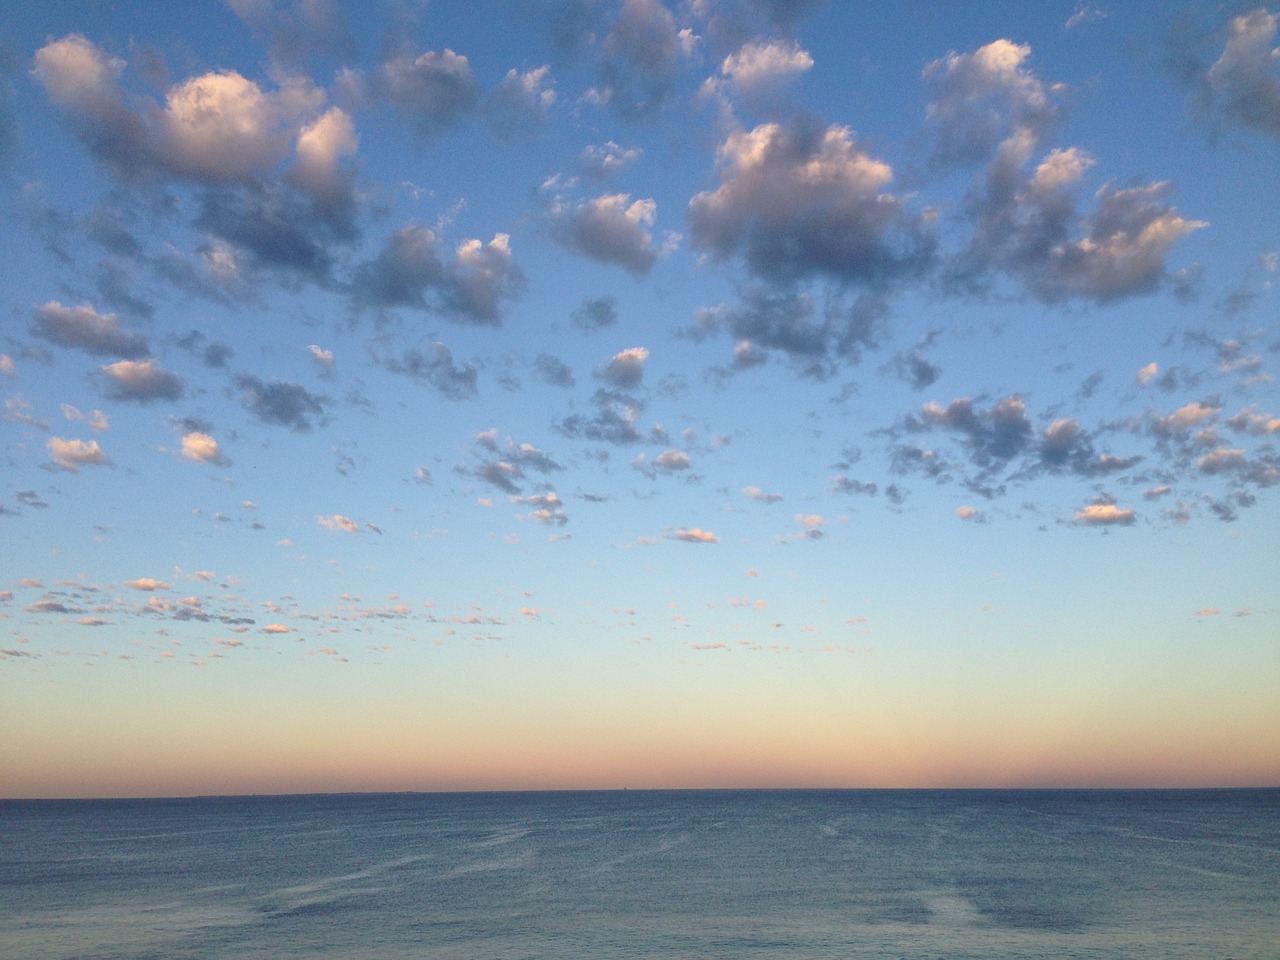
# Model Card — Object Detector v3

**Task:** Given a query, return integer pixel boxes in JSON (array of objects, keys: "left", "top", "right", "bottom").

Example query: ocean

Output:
[{"left": 1, "top": 789, "right": 1276, "bottom": 959}]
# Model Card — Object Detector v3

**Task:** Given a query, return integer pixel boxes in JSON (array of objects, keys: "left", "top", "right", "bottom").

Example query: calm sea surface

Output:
[{"left": 2, "top": 789, "right": 1277, "bottom": 959}]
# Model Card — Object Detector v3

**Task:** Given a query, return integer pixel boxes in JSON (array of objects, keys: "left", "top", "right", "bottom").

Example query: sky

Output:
[{"left": 1, "top": 0, "right": 1278, "bottom": 799}]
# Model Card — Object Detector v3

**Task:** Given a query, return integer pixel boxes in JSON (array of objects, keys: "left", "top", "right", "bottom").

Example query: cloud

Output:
[
  {"left": 308, "top": 344, "right": 335, "bottom": 369},
  {"left": 318, "top": 514, "right": 358, "bottom": 533},
  {"left": 1137, "top": 361, "right": 1159, "bottom": 386},
  {"left": 34, "top": 34, "right": 328, "bottom": 184},
  {"left": 1202, "top": 9, "right": 1280, "bottom": 138},
  {"left": 919, "top": 395, "right": 1033, "bottom": 466},
  {"left": 956, "top": 505, "right": 980, "bottom": 520},
  {"left": 717, "top": 39, "right": 813, "bottom": 102},
  {"left": 124, "top": 577, "right": 169, "bottom": 591},
  {"left": 180, "top": 431, "right": 226, "bottom": 464},
  {"left": 743, "top": 485, "right": 783, "bottom": 502},
  {"left": 0, "top": 355, "right": 13, "bottom": 376},
  {"left": 378, "top": 48, "right": 481, "bottom": 137},
  {"left": 523, "top": 491, "right": 568, "bottom": 525},
  {"left": 654, "top": 449, "right": 690, "bottom": 471},
  {"left": 923, "top": 39, "right": 1057, "bottom": 168},
  {"left": 1073, "top": 500, "right": 1136, "bottom": 526},
  {"left": 47, "top": 437, "right": 109, "bottom": 472},
  {"left": 597, "top": 346, "right": 650, "bottom": 389},
  {"left": 572, "top": 295, "right": 619, "bottom": 331},
  {"left": 486, "top": 66, "right": 555, "bottom": 142},
  {"left": 550, "top": 193, "right": 669, "bottom": 276},
  {"left": 689, "top": 119, "right": 935, "bottom": 286},
  {"left": 579, "top": 141, "right": 641, "bottom": 179},
  {"left": 671, "top": 526, "right": 718, "bottom": 543},
  {"left": 235, "top": 374, "right": 328, "bottom": 430},
  {"left": 32, "top": 302, "right": 149, "bottom": 358},
  {"left": 99, "top": 358, "right": 184, "bottom": 403},
  {"left": 533, "top": 353, "right": 575, "bottom": 388},
  {"left": 555, "top": 388, "right": 645, "bottom": 445},
  {"left": 353, "top": 227, "right": 524, "bottom": 324},
  {"left": 379, "top": 341, "right": 478, "bottom": 400},
  {"left": 591, "top": 0, "right": 693, "bottom": 119},
  {"left": 262, "top": 623, "right": 292, "bottom": 633},
  {"left": 225, "top": 0, "right": 356, "bottom": 67}
]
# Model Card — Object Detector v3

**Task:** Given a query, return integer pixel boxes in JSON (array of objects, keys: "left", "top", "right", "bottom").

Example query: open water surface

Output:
[{"left": 2, "top": 789, "right": 1277, "bottom": 959}]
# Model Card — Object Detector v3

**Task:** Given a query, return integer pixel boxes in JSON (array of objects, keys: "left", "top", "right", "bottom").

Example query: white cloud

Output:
[
  {"left": 671, "top": 527, "right": 718, "bottom": 543},
  {"left": 101, "top": 359, "right": 184, "bottom": 402},
  {"left": 1073, "top": 502, "right": 1135, "bottom": 525},
  {"left": 180, "top": 432, "right": 224, "bottom": 463},
  {"left": 318, "top": 514, "right": 358, "bottom": 532},
  {"left": 47, "top": 437, "right": 109, "bottom": 472}
]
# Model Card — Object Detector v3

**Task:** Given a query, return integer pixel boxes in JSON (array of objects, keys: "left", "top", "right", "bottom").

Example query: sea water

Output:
[{"left": 2, "top": 789, "right": 1276, "bottom": 959}]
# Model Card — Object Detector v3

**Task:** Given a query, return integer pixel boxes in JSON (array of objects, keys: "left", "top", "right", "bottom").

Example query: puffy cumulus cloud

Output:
[
  {"left": 579, "top": 141, "right": 641, "bottom": 180},
  {"left": 592, "top": 0, "right": 694, "bottom": 119},
  {"left": 194, "top": 184, "right": 345, "bottom": 281},
  {"left": 31, "top": 34, "right": 149, "bottom": 173},
  {"left": 743, "top": 485, "right": 783, "bottom": 502},
  {"left": 1153, "top": 400, "right": 1220, "bottom": 436},
  {"left": 691, "top": 0, "right": 825, "bottom": 52},
  {"left": 654, "top": 449, "right": 691, "bottom": 471},
  {"left": 1073, "top": 500, "right": 1136, "bottom": 526},
  {"left": 262, "top": 623, "right": 293, "bottom": 633},
  {"left": 318, "top": 514, "right": 358, "bottom": 532},
  {"left": 720, "top": 39, "right": 813, "bottom": 90},
  {"left": 180, "top": 431, "right": 226, "bottom": 464},
  {"left": 1203, "top": 9, "right": 1280, "bottom": 138},
  {"left": 124, "top": 577, "right": 169, "bottom": 591},
  {"left": 1137, "top": 361, "right": 1159, "bottom": 386},
  {"left": 61, "top": 404, "right": 110, "bottom": 432},
  {"left": 235, "top": 374, "right": 328, "bottom": 430},
  {"left": 100, "top": 358, "right": 184, "bottom": 402},
  {"left": 32, "top": 302, "right": 149, "bottom": 358},
  {"left": 524, "top": 491, "right": 568, "bottom": 525},
  {"left": 1039, "top": 418, "right": 1140, "bottom": 476},
  {"left": 689, "top": 119, "right": 935, "bottom": 286},
  {"left": 291, "top": 106, "right": 358, "bottom": 208},
  {"left": 572, "top": 295, "right": 619, "bottom": 331},
  {"left": 670, "top": 526, "right": 718, "bottom": 543},
  {"left": 919, "top": 395, "right": 1033, "bottom": 466},
  {"left": 956, "top": 505, "right": 980, "bottom": 520},
  {"left": 486, "top": 66, "right": 555, "bottom": 142},
  {"left": 378, "top": 341, "right": 478, "bottom": 401},
  {"left": 34, "top": 34, "right": 328, "bottom": 184},
  {"left": 598, "top": 346, "right": 650, "bottom": 389},
  {"left": 948, "top": 129, "right": 1205, "bottom": 302},
  {"left": 378, "top": 48, "right": 480, "bottom": 137},
  {"left": 46, "top": 437, "right": 109, "bottom": 472},
  {"left": 550, "top": 193, "right": 670, "bottom": 276},
  {"left": 160, "top": 70, "right": 308, "bottom": 181},
  {"left": 1225, "top": 407, "right": 1280, "bottom": 434},
  {"left": 923, "top": 39, "right": 1057, "bottom": 167},
  {"left": 830, "top": 475, "right": 877, "bottom": 497},
  {"left": 1197, "top": 447, "right": 1249, "bottom": 474},
  {"left": 352, "top": 227, "right": 524, "bottom": 324}
]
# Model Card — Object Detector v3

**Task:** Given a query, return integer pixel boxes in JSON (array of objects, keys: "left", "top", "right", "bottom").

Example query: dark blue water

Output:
[{"left": 2, "top": 790, "right": 1277, "bottom": 959}]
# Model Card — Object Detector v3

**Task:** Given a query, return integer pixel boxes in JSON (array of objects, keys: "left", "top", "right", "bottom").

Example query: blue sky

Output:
[{"left": 2, "top": 0, "right": 1278, "bottom": 797}]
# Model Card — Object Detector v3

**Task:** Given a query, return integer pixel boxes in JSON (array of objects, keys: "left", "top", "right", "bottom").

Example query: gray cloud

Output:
[
  {"left": 572, "top": 295, "right": 619, "bottom": 331},
  {"left": 380, "top": 341, "right": 479, "bottom": 401},
  {"left": 1199, "top": 9, "right": 1280, "bottom": 138},
  {"left": 33, "top": 301, "right": 149, "bottom": 358},
  {"left": 533, "top": 353, "right": 575, "bottom": 388},
  {"left": 235, "top": 374, "right": 328, "bottom": 430},
  {"left": 352, "top": 227, "right": 524, "bottom": 324},
  {"left": 592, "top": 0, "right": 690, "bottom": 119},
  {"left": 378, "top": 48, "right": 481, "bottom": 137},
  {"left": 551, "top": 193, "right": 666, "bottom": 276},
  {"left": 556, "top": 388, "right": 645, "bottom": 445},
  {"left": 101, "top": 359, "right": 184, "bottom": 402},
  {"left": 486, "top": 66, "right": 555, "bottom": 142}
]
